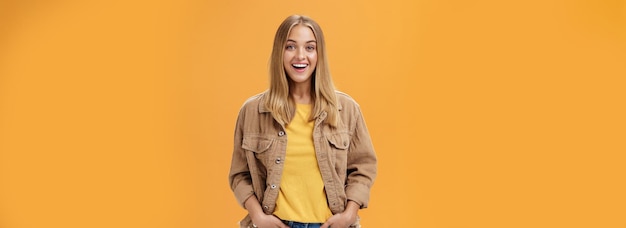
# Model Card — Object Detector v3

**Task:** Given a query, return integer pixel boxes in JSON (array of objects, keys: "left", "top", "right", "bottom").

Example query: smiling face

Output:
[{"left": 283, "top": 25, "right": 318, "bottom": 85}]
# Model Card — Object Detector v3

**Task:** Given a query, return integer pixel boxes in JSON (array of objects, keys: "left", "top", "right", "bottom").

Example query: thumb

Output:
[{"left": 320, "top": 222, "right": 330, "bottom": 228}]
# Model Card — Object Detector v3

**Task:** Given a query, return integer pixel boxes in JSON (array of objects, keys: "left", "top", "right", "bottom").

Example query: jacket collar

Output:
[{"left": 258, "top": 101, "right": 270, "bottom": 113}]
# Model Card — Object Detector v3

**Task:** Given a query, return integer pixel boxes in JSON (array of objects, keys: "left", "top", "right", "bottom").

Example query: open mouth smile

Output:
[{"left": 292, "top": 63, "right": 308, "bottom": 72}]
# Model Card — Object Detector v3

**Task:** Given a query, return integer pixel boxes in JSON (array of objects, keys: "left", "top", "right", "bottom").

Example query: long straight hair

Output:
[{"left": 264, "top": 15, "right": 339, "bottom": 127}]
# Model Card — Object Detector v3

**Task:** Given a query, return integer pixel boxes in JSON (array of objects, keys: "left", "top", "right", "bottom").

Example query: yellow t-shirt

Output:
[{"left": 273, "top": 104, "right": 333, "bottom": 222}]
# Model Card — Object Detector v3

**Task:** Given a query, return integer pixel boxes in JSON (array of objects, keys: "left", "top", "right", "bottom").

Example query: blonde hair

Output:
[{"left": 264, "top": 15, "right": 340, "bottom": 127}]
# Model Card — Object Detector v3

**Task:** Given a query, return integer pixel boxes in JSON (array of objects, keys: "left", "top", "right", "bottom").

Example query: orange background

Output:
[{"left": 1, "top": 0, "right": 625, "bottom": 227}]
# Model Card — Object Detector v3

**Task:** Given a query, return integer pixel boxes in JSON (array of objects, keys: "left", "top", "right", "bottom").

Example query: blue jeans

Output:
[{"left": 282, "top": 220, "right": 324, "bottom": 228}]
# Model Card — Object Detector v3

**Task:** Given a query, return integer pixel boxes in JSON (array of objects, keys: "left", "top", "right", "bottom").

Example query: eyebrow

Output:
[{"left": 287, "top": 39, "right": 317, "bottom": 43}]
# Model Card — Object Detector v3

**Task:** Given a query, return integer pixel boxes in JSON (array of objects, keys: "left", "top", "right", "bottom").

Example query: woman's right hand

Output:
[
  {"left": 250, "top": 213, "right": 289, "bottom": 228},
  {"left": 244, "top": 196, "right": 289, "bottom": 228}
]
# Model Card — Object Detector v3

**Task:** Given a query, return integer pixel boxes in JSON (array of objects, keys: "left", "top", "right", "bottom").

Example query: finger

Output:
[
  {"left": 320, "top": 222, "right": 330, "bottom": 228},
  {"left": 274, "top": 221, "right": 289, "bottom": 228},
  {"left": 271, "top": 218, "right": 288, "bottom": 228}
]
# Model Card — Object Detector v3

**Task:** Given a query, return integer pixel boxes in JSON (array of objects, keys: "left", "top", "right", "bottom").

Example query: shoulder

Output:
[
  {"left": 238, "top": 91, "right": 267, "bottom": 114},
  {"left": 241, "top": 91, "right": 266, "bottom": 108},
  {"left": 335, "top": 90, "right": 361, "bottom": 111},
  {"left": 335, "top": 90, "right": 359, "bottom": 106}
]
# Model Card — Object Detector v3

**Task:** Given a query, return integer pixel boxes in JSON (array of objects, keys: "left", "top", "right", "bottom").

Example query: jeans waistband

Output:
[{"left": 282, "top": 220, "right": 324, "bottom": 228}]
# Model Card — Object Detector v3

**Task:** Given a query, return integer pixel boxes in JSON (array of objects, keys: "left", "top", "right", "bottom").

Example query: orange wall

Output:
[{"left": 1, "top": 0, "right": 625, "bottom": 227}]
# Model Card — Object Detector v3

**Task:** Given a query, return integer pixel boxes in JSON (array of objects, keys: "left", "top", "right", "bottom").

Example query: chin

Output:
[{"left": 288, "top": 74, "right": 313, "bottom": 83}]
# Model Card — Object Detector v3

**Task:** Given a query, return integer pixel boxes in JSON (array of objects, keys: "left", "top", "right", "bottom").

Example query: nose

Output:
[{"left": 297, "top": 48, "right": 305, "bottom": 60}]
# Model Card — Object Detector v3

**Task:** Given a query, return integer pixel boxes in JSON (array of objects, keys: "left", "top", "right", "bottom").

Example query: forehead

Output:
[{"left": 287, "top": 24, "right": 316, "bottom": 41}]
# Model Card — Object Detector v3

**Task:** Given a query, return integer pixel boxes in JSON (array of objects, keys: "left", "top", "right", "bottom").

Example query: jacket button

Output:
[
  {"left": 271, "top": 184, "right": 277, "bottom": 189},
  {"left": 275, "top": 158, "right": 281, "bottom": 164},
  {"left": 263, "top": 205, "right": 269, "bottom": 210},
  {"left": 278, "top": 131, "right": 285, "bottom": 136}
]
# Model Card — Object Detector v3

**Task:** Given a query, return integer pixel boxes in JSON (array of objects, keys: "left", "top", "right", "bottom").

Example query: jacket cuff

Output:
[
  {"left": 233, "top": 182, "right": 255, "bottom": 208},
  {"left": 345, "top": 183, "right": 371, "bottom": 209}
]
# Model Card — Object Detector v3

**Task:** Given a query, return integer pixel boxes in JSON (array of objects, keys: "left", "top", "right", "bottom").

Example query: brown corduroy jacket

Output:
[{"left": 228, "top": 91, "right": 377, "bottom": 227}]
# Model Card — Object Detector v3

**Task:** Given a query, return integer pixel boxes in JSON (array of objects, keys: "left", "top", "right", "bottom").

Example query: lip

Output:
[
  {"left": 291, "top": 63, "right": 308, "bottom": 73},
  {"left": 293, "top": 65, "right": 307, "bottom": 73}
]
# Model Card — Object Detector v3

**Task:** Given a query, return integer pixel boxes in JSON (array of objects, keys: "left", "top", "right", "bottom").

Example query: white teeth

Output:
[{"left": 292, "top": 64, "right": 307, "bottom": 67}]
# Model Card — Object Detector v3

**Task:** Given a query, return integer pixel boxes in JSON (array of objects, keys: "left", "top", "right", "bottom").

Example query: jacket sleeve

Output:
[
  {"left": 228, "top": 107, "right": 254, "bottom": 208},
  {"left": 345, "top": 106, "right": 378, "bottom": 209}
]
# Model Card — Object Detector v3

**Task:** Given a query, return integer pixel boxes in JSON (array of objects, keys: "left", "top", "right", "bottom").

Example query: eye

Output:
[
  {"left": 285, "top": 45, "right": 295, "bottom": 50},
  {"left": 306, "top": 46, "right": 316, "bottom": 51}
]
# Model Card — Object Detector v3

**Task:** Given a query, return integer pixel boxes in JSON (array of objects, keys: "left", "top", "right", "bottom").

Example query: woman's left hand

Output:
[{"left": 321, "top": 201, "right": 359, "bottom": 228}]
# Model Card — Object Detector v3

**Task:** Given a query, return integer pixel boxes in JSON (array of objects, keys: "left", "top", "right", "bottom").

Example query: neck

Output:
[{"left": 290, "top": 81, "right": 312, "bottom": 104}]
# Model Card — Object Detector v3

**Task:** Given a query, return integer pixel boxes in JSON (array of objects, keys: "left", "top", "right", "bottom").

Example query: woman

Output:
[{"left": 229, "top": 15, "right": 377, "bottom": 228}]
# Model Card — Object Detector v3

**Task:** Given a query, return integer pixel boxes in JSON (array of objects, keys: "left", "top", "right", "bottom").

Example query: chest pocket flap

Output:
[
  {"left": 327, "top": 133, "right": 350, "bottom": 150},
  {"left": 242, "top": 136, "right": 274, "bottom": 153}
]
